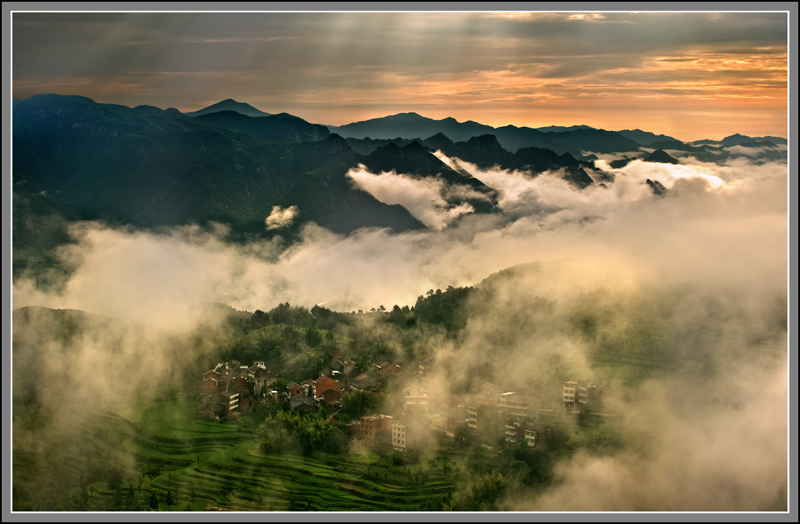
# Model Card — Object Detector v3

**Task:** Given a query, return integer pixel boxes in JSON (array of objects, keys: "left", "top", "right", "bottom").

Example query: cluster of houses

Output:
[
  {"left": 197, "top": 351, "right": 606, "bottom": 454},
  {"left": 463, "top": 382, "right": 547, "bottom": 449},
  {"left": 345, "top": 388, "right": 431, "bottom": 452},
  {"left": 198, "top": 360, "right": 277, "bottom": 420},
  {"left": 197, "top": 352, "right": 402, "bottom": 421}
]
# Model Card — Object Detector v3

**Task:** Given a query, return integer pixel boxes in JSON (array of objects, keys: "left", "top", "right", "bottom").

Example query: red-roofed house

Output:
[
  {"left": 317, "top": 388, "right": 341, "bottom": 410},
  {"left": 313, "top": 376, "right": 340, "bottom": 396}
]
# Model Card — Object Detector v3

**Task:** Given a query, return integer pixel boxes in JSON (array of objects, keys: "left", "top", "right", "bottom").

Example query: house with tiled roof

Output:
[
  {"left": 375, "top": 362, "right": 401, "bottom": 377},
  {"left": 317, "top": 387, "right": 341, "bottom": 410},
  {"left": 290, "top": 393, "right": 319, "bottom": 414},
  {"left": 352, "top": 373, "right": 381, "bottom": 392},
  {"left": 198, "top": 390, "right": 239, "bottom": 420},
  {"left": 313, "top": 376, "right": 339, "bottom": 396},
  {"left": 233, "top": 375, "right": 251, "bottom": 411}
]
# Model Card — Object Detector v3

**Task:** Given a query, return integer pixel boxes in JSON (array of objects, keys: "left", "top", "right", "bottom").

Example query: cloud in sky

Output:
[{"left": 10, "top": 10, "right": 788, "bottom": 140}]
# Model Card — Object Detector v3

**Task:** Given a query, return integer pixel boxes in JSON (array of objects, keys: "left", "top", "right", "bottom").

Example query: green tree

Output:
[
  {"left": 148, "top": 491, "right": 159, "bottom": 510},
  {"left": 340, "top": 390, "right": 385, "bottom": 419},
  {"left": 304, "top": 327, "right": 323, "bottom": 348},
  {"left": 447, "top": 471, "right": 507, "bottom": 511},
  {"left": 258, "top": 416, "right": 298, "bottom": 454}
]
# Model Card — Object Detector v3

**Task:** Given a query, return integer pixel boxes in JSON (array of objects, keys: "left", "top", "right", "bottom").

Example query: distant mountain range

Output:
[
  {"left": 12, "top": 95, "right": 787, "bottom": 281},
  {"left": 328, "top": 112, "right": 643, "bottom": 158},
  {"left": 690, "top": 133, "right": 788, "bottom": 146}
]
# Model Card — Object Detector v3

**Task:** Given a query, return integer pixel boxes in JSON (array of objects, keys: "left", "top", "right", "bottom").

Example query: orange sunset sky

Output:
[{"left": 12, "top": 9, "right": 789, "bottom": 142}]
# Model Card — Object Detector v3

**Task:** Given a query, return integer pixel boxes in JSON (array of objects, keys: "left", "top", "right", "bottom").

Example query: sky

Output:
[{"left": 10, "top": 9, "right": 790, "bottom": 142}]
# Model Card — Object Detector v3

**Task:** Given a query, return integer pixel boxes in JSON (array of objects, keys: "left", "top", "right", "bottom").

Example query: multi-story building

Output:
[
  {"left": 474, "top": 383, "right": 501, "bottom": 407},
  {"left": 467, "top": 405, "right": 478, "bottom": 430},
  {"left": 577, "top": 382, "right": 604, "bottom": 412},
  {"left": 563, "top": 381, "right": 578, "bottom": 409},
  {"left": 563, "top": 380, "right": 604, "bottom": 412},
  {"left": 233, "top": 375, "right": 250, "bottom": 411},
  {"left": 504, "top": 423, "right": 518, "bottom": 443},
  {"left": 403, "top": 388, "right": 429, "bottom": 412},
  {"left": 502, "top": 423, "right": 548, "bottom": 450},
  {"left": 360, "top": 414, "right": 394, "bottom": 441},
  {"left": 498, "top": 392, "right": 533, "bottom": 422},
  {"left": 472, "top": 385, "right": 538, "bottom": 425},
  {"left": 227, "top": 391, "right": 240, "bottom": 412},
  {"left": 524, "top": 428, "right": 538, "bottom": 449},
  {"left": 392, "top": 420, "right": 408, "bottom": 452}
]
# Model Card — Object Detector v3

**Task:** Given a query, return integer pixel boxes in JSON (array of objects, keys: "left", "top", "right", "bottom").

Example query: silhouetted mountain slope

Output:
[
  {"left": 491, "top": 125, "right": 563, "bottom": 153},
  {"left": 616, "top": 129, "right": 678, "bottom": 145},
  {"left": 549, "top": 128, "right": 642, "bottom": 156},
  {"left": 335, "top": 112, "right": 496, "bottom": 144},
  {"left": 358, "top": 141, "right": 499, "bottom": 213},
  {"left": 692, "top": 133, "right": 787, "bottom": 146},
  {"left": 345, "top": 132, "right": 595, "bottom": 189},
  {"left": 12, "top": 95, "right": 427, "bottom": 241},
  {"left": 644, "top": 149, "right": 679, "bottom": 164},
  {"left": 646, "top": 140, "right": 708, "bottom": 153},
  {"left": 194, "top": 110, "right": 330, "bottom": 143},
  {"left": 454, "top": 135, "right": 515, "bottom": 169},
  {"left": 423, "top": 132, "right": 459, "bottom": 156},
  {"left": 509, "top": 146, "right": 595, "bottom": 189},
  {"left": 17, "top": 93, "right": 775, "bottom": 273},
  {"left": 12, "top": 179, "right": 78, "bottom": 280},
  {"left": 360, "top": 141, "right": 449, "bottom": 176},
  {"left": 184, "top": 98, "right": 270, "bottom": 117},
  {"left": 640, "top": 138, "right": 786, "bottom": 165},
  {"left": 646, "top": 179, "right": 668, "bottom": 196},
  {"left": 334, "top": 112, "right": 645, "bottom": 158},
  {"left": 608, "top": 157, "right": 637, "bottom": 169},
  {"left": 535, "top": 124, "right": 594, "bottom": 133},
  {"left": 344, "top": 136, "right": 423, "bottom": 155}
]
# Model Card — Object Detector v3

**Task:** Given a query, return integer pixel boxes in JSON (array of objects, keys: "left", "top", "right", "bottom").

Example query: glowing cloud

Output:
[
  {"left": 609, "top": 159, "right": 727, "bottom": 189},
  {"left": 346, "top": 164, "right": 474, "bottom": 230},
  {"left": 266, "top": 205, "right": 299, "bottom": 230}
]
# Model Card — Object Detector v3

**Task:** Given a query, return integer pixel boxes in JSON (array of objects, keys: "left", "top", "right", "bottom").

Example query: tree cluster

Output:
[{"left": 258, "top": 410, "right": 348, "bottom": 457}]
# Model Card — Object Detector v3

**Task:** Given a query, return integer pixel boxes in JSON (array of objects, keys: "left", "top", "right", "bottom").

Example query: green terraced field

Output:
[{"left": 12, "top": 398, "right": 456, "bottom": 511}]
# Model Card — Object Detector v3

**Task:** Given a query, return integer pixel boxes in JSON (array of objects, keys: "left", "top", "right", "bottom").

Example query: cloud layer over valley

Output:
[
  {"left": 11, "top": 150, "right": 789, "bottom": 512},
  {"left": 13, "top": 150, "right": 787, "bottom": 327}
]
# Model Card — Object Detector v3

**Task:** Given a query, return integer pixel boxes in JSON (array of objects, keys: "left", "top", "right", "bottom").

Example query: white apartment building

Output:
[
  {"left": 563, "top": 381, "right": 578, "bottom": 409},
  {"left": 392, "top": 420, "right": 408, "bottom": 452}
]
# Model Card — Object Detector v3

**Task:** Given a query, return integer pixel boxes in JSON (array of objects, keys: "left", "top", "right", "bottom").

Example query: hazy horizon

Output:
[{"left": 11, "top": 10, "right": 789, "bottom": 142}]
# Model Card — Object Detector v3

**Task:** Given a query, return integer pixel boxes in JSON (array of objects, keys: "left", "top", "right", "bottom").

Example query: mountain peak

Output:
[
  {"left": 184, "top": 99, "right": 270, "bottom": 118},
  {"left": 644, "top": 149, "right": 679, "bottom": 164}
]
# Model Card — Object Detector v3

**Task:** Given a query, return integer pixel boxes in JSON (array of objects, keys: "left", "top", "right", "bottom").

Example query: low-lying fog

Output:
[{"left": 12, "top": 149, "right": 788, "bottom": 511}]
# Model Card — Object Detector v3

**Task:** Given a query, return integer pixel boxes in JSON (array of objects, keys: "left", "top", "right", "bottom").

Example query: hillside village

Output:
[{"left": 197, "top": 347, "right": 608, "bottom": 453}]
